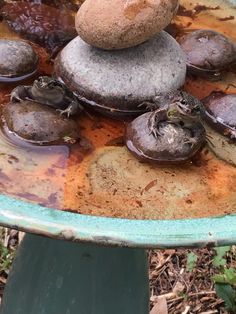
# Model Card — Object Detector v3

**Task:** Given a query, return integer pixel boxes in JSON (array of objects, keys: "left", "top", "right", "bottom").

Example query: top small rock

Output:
[{"left": 75, "top": 0, "right": 179, "bottom": 50}]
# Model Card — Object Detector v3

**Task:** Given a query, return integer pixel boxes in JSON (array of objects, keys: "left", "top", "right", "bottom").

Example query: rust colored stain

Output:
[
  {"left": 177, "top": 4, "right": 220, "bottom": 18},
  {"left": 142, "top": 179, "right": 157, "bottom": 194},
  {"left": 61, "top": 144, "right": 236, "bottom": 220},
  {"left": 0, "top": 170, "right": 10, "bottom": 182},
  {"left": 0, "top": 0, "right": 236, "bottom": 221},
  {"left": 193, "top": 4, "right": 220, "bottom": 15},
  {"left": 218, "top": 15, "right": 234, "bottom": 21},
  {"left": 105, "top": 136, "right": 124, "bottom": 147}
]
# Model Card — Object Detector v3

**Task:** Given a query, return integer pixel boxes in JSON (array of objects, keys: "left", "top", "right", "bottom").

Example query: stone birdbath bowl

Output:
[{"left": 0, "top": 0, "right": 236, "bottom": 313}]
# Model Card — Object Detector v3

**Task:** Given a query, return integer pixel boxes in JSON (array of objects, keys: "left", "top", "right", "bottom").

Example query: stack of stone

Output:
[{"left": 55, "top": 0, "right": 186, "bottom": 118}]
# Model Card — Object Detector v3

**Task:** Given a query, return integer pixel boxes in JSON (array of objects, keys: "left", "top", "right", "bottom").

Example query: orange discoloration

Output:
[
  {"left": 124, "top": 0, "right": 154, "bottom": 20},
  {"left": 0, "top": 0, "right": 236, "bottom": 220}
]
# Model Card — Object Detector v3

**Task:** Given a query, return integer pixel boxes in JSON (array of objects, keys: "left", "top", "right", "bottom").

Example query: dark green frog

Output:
[{"left": 10, "top": 76, "right": 83, "bottom": 117}]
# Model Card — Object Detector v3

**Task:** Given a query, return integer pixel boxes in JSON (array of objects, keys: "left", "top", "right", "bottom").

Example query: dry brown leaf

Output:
[
  {"left": 18, "top": 232, "right": 25, "bottom": 244},
  {"left": 181, "top": 305, "right": 190, "bottom": 314},
  {"left": 173, "top": 282, "right": 185, "bottom": 296},
  {"left": 150, "top": 297, "right": 168, "bottom": 314},
  {"left": 0, "top": 277, "right": 7, "bottom": 284},
  {"left": 164, "top": 250, "right": 176, "bottom": 255},
  {"left": 151, "top": 255, "right": 159, "bottom": 264}
]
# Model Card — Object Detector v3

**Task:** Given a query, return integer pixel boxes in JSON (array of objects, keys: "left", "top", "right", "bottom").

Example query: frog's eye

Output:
[
  {"left": 180, "top": 99, "right": 187, "bottom": 105},
  {"left": 38, "top": 77, "right": 49, "bottom": 87}
]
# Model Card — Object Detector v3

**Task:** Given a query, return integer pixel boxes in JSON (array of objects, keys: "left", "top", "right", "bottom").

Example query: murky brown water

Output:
[{"left": 0, "top": 0, "right": 236, "bottom": 220}]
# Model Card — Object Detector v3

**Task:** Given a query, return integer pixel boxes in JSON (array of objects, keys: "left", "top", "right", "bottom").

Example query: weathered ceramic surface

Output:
[
  {"left": 0, "top": 0, "right": 236, "bottom": 249},
  {"left": 0, "top": 193, "right": 236, "bottom": 249}
]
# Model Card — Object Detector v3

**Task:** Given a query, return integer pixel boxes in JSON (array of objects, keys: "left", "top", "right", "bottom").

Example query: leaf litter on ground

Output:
[{"left": 0, "top": 227, "right": 235, "bottom": 313}]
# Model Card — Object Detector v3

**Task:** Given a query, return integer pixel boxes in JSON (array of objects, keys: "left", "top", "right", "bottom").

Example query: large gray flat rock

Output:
[{"left": 54, "top": 31, "right": 186, "bottom": 117}]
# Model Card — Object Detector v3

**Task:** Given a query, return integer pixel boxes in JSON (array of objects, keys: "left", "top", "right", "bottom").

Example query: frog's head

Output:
[
  {"left": 34, "top": 76, "right": 58, "bottom": 90},
  {"left": 167, "top": 91, "right": 202, "bottom": 121}
]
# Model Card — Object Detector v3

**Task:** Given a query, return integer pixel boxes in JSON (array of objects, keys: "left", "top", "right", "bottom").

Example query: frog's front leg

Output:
[
  {"left": 148, "top": 107, "right": 168, "bottom": 138},
  {"left": 57, "top": 100, "right": 84, "bottom": 117},
  {"left": 138, "top": 101, "right": 160, "bottom": 112},
  {"left": 10, "top": 86, "right": 31, "bottom": 102}
]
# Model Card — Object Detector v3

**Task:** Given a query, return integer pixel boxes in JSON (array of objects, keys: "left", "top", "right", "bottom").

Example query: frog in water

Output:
[
  {"left": 10, "top": 76, "right": 84, "bottom": 117},
  {"left": 140, "top": 90, "right": 203, "bottom": 139},
  {"left": 138, "top": 90, "right": 204, "bottom": 148}
]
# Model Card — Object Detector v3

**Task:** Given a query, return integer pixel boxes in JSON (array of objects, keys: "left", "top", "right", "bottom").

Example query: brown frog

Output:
[
  {"left": 140, "top": 90, "right": 202, "bottom": 140},
  {"left": 11, "top": 76, "right": 84, "bottom": 117},
  {"left": 125, "top": 90, "right": 206, "bottom": 163}
]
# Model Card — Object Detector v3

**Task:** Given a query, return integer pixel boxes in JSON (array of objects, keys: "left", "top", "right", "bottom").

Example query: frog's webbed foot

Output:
[
  {"left": 183, "top": 136, "right": 198, "bottom": 148},
  {"left": 150, "top": 126, "right": 163, "bottom": 138},
  {"left": 10, "top": 86, "right": 30, "bottom": 103},
  {"left": 10, "top": 93, "right": 22, "bottom": 103},
  {"left": 57, "top": 101, "right": 83, "bottom": 118}
]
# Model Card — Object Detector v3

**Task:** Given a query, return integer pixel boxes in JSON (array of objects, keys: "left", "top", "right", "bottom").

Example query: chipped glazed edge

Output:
[{"left": 0, "top": 194, "right": 236, "bottom": 249}]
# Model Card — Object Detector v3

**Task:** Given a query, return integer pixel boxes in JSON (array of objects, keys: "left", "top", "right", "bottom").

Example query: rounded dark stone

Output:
[
  {"left": 1, "top": 101, "right": 80, "bottom": 145},
  {"left": 202, "top": 92, "right": 236, "bottom": 141},
  {"left": 125, "top": 112, "right": 206, "bottom": 163},
  {"left": 54, "top": 31, "right": 186, "bottom": 118},
  {"left": 179, "top": 29, "right": 236, "bottom": 78},
  {"left": 0, "top": 39, "right": 38, "bottom": 82}
]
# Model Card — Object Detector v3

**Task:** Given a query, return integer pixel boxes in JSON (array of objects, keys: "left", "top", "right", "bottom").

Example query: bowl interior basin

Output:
[{"left": 0, "top": 0, "right": 235, "bottom": 248}]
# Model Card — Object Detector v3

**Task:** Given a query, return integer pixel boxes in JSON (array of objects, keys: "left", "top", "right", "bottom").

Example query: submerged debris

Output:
[{"left": 1, "top": 2, "right": 77, "bottom": 56}]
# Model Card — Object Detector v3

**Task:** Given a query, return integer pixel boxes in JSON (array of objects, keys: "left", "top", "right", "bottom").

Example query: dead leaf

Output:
[
  {"left": 200, "top": 311, "right": 218, "bottom": 314},
  {"left": 0, "top": 277, "right": 6, "bottom": 284},
  {"left": 181, "top": 305, "right": 190, "bottom": 314},
  {"left": 18, "top": 231, "right": 25, "bottom": 244},
  {"left": 164, "top": 249, "right": 176, "bottom": 255},
  {"left": 150, "top": 297, "right": 168, "bottom": 314},
  {"left": 144, "top": 179, "right": 157, "bottom": 192},
  {"left": 173, "top": 282, "right": 185, "bottom": 296}
]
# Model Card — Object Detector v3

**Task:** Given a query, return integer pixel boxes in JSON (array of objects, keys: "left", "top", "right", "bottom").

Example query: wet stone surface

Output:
[
  {"left": 202, "top": 92, "right": 236, "bottom": 166},
  {"left": 1, "top": 101, "right": 80, "bottom": 145},
  {"left": 54, "top": 31, "right": 186, "bottom": 118},
  {"left": 125, "top": 112, "right": 206, "bottom": 163},
  {"left": 0, "top": 39, "right": 38, "bottom": 82},
  {"left": 202, "top": 92, "right": 236, "bottom": 140},
  {"left": 179, "top": 29, "right": 236, "bottom": 78}
]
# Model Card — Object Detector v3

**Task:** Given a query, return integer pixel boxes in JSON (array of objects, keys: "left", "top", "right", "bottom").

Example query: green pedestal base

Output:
[{"left": 0, "top": 234, "right": 149, "bottom": 314}]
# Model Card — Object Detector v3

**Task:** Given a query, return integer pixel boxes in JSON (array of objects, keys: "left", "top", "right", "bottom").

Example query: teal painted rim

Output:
[{"left": 0, "top": 194, "right": 236, "bottom": 248}]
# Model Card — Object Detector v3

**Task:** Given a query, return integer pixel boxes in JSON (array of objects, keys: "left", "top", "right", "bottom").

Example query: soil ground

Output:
[{"left": 0, "top": 228, "right": 234, "bottom": 313}]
